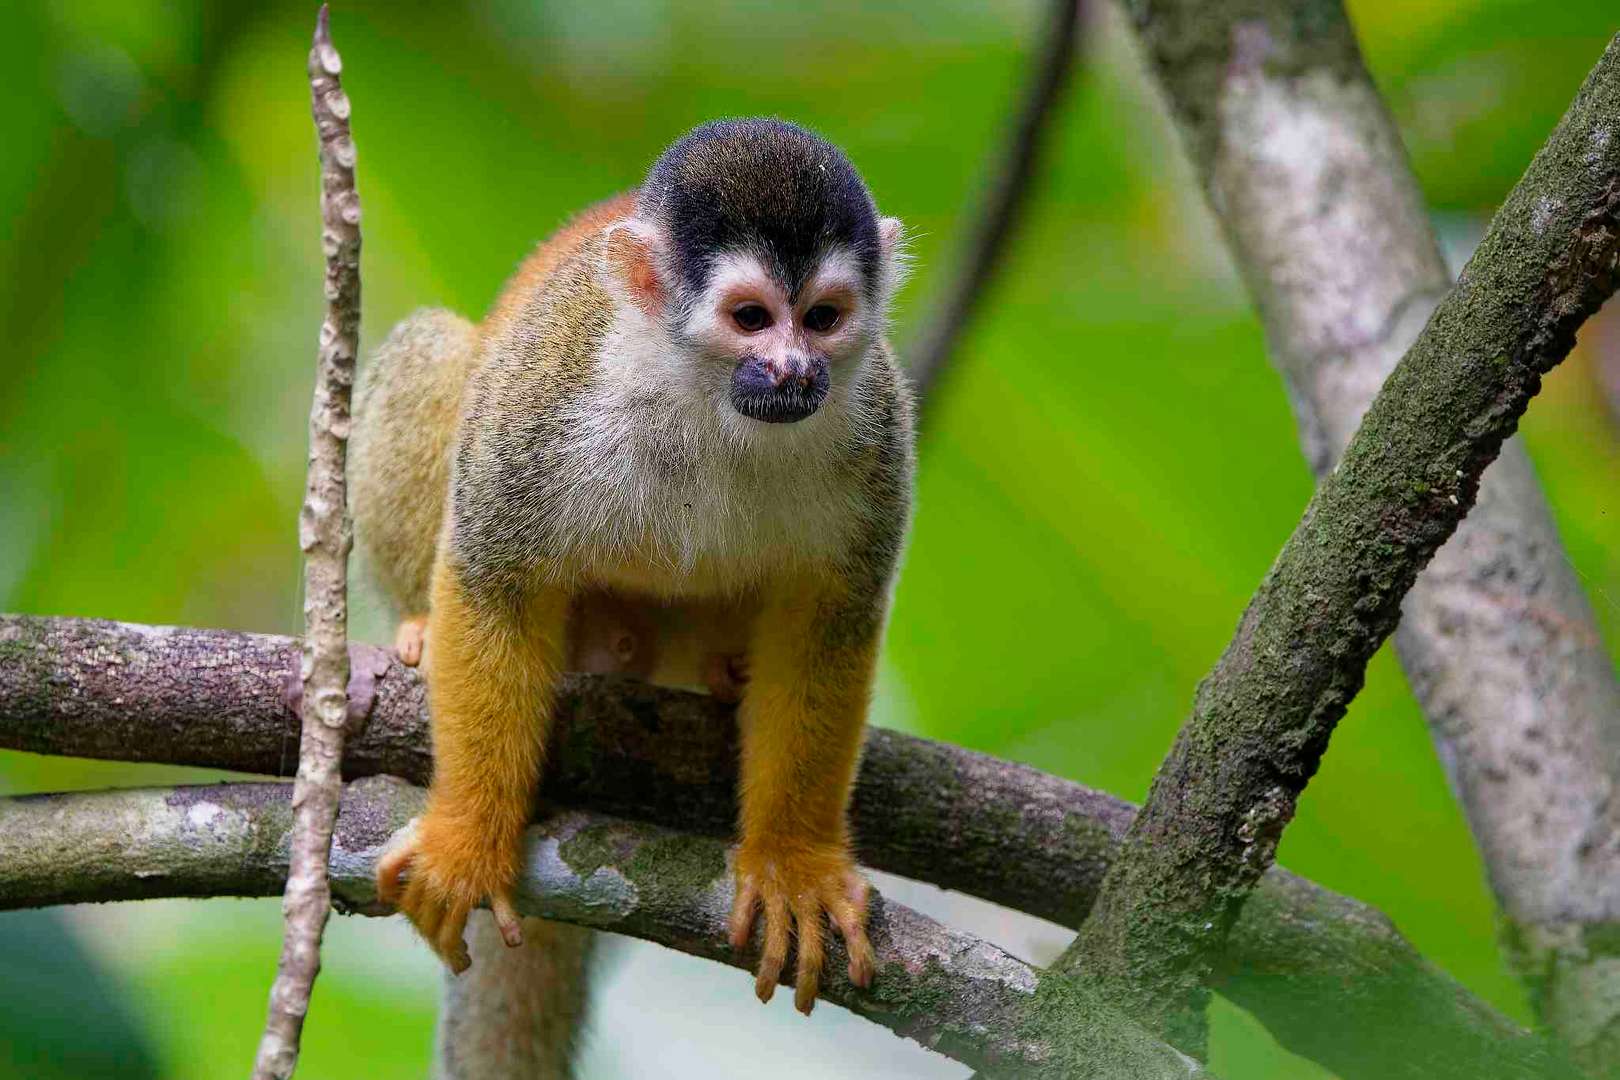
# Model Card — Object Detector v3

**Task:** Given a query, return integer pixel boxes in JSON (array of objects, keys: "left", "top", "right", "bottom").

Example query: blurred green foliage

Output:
[{"left": 2, "top": 1, "right": 1619, "bottom": 1077}]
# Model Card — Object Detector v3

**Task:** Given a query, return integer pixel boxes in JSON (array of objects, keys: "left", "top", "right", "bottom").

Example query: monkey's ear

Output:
[
  {"left": 604, "top": 220, "right": 666, "bottom": 319},
  {"left": 877, "top": 216, "right": 910, "bottom": 294},
  {"left": 878, "top": 216, "right": 904, "bottom": 259}
]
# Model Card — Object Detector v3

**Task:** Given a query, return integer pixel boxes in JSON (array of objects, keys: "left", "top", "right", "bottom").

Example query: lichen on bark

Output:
[
  {"left": 0, "top": 612, "right": 1567, "bottom": 1077},
  {"left": 0, "top": 780, "right": 1214, "bottom": 1079},
  {"left": 1061, "top": 28, "right": 1620, "bottom": 1052}
]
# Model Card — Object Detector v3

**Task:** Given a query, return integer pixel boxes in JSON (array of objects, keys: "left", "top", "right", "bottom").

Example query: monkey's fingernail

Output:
[{"left": 492, "top": 895, "right": 524, "bottom": 946}]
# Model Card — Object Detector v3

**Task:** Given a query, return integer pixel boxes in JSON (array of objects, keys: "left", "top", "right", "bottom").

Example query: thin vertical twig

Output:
[
  {"left": 905, "top": 0, "right": 1083, "bottom": 415},
  {"left": 251, "top": 6, "right": 362, "bottom": 1077}
]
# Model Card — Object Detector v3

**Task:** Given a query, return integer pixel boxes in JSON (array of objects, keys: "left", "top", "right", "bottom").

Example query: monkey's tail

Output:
[{"left": 434, "top": 918, "right": 595, "bottom": 1079}]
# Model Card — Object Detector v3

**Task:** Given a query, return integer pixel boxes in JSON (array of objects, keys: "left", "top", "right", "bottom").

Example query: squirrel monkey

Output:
[{"left": 352, "top": 118, "right": 914, "bottom": 1015}]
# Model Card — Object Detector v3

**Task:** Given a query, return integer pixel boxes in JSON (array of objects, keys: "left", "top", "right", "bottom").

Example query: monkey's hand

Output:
[
  {"left": 392, "top": 615, "right": 428, "bottom": 667},
  {"left": 727, "top": 841, "right": 875, "bottom": 1015},
  {"left": 376, "top": 814, "right": 525, "bottom": 974}
]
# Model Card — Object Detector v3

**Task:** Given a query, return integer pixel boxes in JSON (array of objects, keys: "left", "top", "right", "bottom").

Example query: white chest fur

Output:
[{"left": 543, "top": 341, "right": 870, "bottom": 595}]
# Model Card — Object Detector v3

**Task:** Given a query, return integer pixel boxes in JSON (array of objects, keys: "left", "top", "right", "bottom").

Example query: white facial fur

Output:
[
  {"left": 549, "top": 226, "right": 900, "bottom": 589},
  {"left": 595, "top": 224, "right": 900, "bottom": 443}
]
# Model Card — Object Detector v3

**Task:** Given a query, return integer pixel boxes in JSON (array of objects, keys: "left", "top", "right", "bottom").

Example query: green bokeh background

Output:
[{"left": 3, "top": 1, "right": 1619, "bottom": 1076}]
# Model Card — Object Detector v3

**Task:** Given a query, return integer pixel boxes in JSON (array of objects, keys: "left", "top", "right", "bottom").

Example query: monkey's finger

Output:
[
  {"left": 728, "top": 879, "right": 760, "bottom": 951},
  {"left": 791, "top": 900, "right": 825, "bottom": 1015},
  {"left": 754, "top": 894, "right": 790, "bottom": 1004},
  {"left": 829, "top": 879, "right": 875, "bottom": 988},
  {"left": 393, "top": 618, "right": 427, "bottom": 667},
  {"left": 843, "top": 923, "right": 876, "bottom": 989},
  {"left": 490, "top": 893, "right": 524, "bottom": 948},
  {"left": 437, "top": 903, "right": 473, "bottom": 975},
  {"left": 843, "top": 870, "right": 870, "bottom": 918},
  {"left": 375, "top": 841, "right": 416, "bottom": 905},
  {"left": 825, "top": 875, "right": 866, "bottom": 944},
  {"left": 405, "top": 877, "right": 445, "bottom": 941}
]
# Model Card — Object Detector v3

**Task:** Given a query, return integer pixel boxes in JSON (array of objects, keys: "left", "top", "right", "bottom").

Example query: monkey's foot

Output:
[
  {"left": 704, "top": 653, "right": 750, "bottom": 704},
  {"left": 727, "top": 842, "right": 874, "bottom": 1015},
  {"left": 393, "top": 615, "right": 429, "bottom": 666},
  {"left": 375, "top": 814, "right": 524, "bottom": 974}
]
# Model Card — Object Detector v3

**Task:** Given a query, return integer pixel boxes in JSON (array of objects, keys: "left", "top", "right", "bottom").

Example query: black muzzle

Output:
[{"left": 729, "top": 353, "right": 829, "bottom": 424}]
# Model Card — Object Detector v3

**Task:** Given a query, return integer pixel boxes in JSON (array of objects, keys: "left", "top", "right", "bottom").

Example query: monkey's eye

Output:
[
  {"left": 732, "top": 304, "right": 772, "bottom": 332},
  {"left": 803, "top": 304, "right": 840, "bottom": 333}
]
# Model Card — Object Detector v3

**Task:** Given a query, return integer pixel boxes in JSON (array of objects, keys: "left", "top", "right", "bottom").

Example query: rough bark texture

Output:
[
  {"left": 0, "top": 780, "right": 1209, "bottom": 1079},
  {"left": 1118, "top": 0, "right": 1620, "bottom": 1068},
  {"left": 0, "top": 614, "right": 1570, "bottom": 1079},
  {"left": 1060, "top": 28, "right": 1620, "bottom": 1051},
  {"left": 906, "top": 0, "right": 1082, "bottom": 412},
  {"left": 252, "top": 9, "right": 363, "bottom": 1079}
]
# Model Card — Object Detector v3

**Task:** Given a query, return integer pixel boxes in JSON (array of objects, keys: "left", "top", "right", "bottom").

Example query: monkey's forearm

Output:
[
  {"left": 376, "top": 558, "right": 572, "bottom": 969},
  {"left": 737, "top": 586, "right": 877, "bottom": 847},
  {"left": 728, "top": 579, "right": 882, "bottom": 1012},
  {"left": 423, "top": 560, "right": 569, "bottom": 863}
]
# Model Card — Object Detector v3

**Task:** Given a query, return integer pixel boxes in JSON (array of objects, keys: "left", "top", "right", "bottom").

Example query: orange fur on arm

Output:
[
  {"left": 736, "top": 581, "right": 878, "bottom": 852},
  {"left": 422, "top": 555, "right": 571, "bottom": 895}
]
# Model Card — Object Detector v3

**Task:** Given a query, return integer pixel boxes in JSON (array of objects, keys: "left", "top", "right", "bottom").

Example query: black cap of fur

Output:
[{"left": 638, "top": 118, "right": 882, "bottom": 301}]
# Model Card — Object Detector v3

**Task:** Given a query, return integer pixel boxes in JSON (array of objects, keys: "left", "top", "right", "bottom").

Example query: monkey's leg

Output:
[
  {"left": 703, "top": 653, "right": 749, "bottom": 704},
  {"left": 394, "top": 613, "right": 429, "bottom": 667},
  {"left": 377, "top": 557, "right": 569, "bottom": 972},
  {"left": 726, "top": 582, "right": 878, "bottom": 1014}
]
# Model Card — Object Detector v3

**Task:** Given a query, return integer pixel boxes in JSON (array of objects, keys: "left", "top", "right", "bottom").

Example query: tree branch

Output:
[
  {"left": 1117, "top": 0, "right": 1620, "bottom": 1068},
  {"left": 1058, "top": 27, "right": 1620, "bottom": 1051},
  {"left": 905, "top": 0, "right": 1083, "bottom": 412},
  {"left": 0, "top": 779, "right": 1211, "bottom": 1079},
  {"left": 0, "top": 613, "right": 1568, "bottom": 1078},
  {"left": 253, "top": 7, "right": 363, "bottom": 1078}
]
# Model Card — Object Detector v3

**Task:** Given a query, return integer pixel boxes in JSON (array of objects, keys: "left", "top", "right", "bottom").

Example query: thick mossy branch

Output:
[
  {"left": 1060, "top": 30, "right": 1620, "bottom": 1047},
  {"left": 0, "top": 614, "right": 1568, "bottom": 1078},
  {"left": 1117, "top": 0, "right": 1620, "bottom": 1068},
  {"left": 1124, "top": 1, "right": 1620, "bottom": 1072},
  {"left": 0, "top": 779, "right": 1207, "bottom": 1079}
]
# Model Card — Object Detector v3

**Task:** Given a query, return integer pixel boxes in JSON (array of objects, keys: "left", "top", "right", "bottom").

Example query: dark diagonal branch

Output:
[
  {"left": 0, "top": 780, "right": 1211, "bottom": 1079},
  {"left": 1118, "top": 1, "right": 1620, "bottom": 1069},
  {"left": 906, "top": 0, "right": 1083, "bottom": 411},
  {"left": 0, "top": 614, "right": 1569, "bottom": 1079},
  {"left": 252, "top": 8, "right": 363, "bottom": 1079},
  {"left": 1058, "top": 29, "right": 1620, "bottom": 1052}
]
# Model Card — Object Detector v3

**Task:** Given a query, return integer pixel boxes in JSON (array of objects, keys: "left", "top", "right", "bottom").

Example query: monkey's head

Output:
[{"left": 604, "top": 118, "right": 903, "bottom": 427}]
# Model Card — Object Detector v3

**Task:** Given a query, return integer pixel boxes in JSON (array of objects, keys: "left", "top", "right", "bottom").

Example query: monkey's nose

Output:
[{"left": 729, "top": 353, "right": 829, "bottom": 424}]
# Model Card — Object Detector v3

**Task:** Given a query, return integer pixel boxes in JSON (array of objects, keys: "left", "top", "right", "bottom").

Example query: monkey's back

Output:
[
  {"left": 352, "top": 194, "right": 636, "bottom": 616},
  {"left": 484, "top": 192, "right": 637, "bottom": 343},
  {"left": 351, "top": 308, "right": 479, "bottom": 616}
]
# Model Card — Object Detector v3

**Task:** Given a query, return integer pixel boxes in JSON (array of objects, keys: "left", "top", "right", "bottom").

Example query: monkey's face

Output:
[
  {"left": 680, "top": 249, "right": 879, "bottom": 425},
  {"left": 601, "top": 191, "right": 902, "bottom": 433}
]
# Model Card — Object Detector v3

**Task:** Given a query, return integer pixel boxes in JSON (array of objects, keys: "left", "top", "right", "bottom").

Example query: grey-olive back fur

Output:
[{"left": 350, "top": 308, "right": 481, "bottom": 616}]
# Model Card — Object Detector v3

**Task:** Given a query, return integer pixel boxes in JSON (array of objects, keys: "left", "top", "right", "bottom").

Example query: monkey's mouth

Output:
[{"left": 728, "top": 354, "right": 830, "bottom": 424}]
